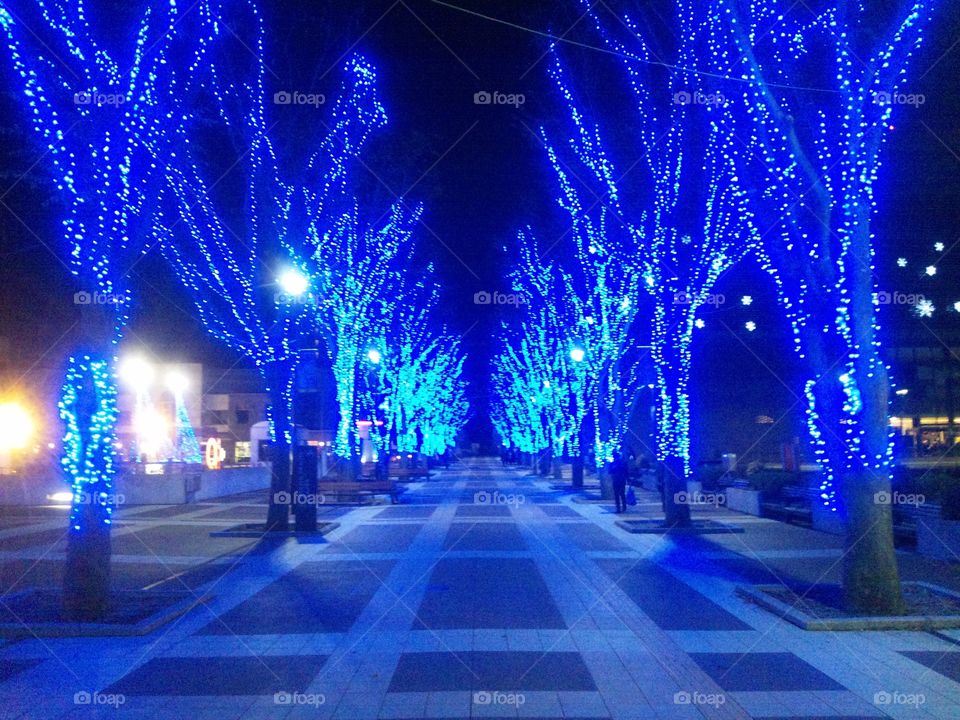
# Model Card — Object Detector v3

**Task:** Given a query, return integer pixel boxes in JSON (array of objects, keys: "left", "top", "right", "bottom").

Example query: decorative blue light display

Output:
[
  {"left": 706, "top": 0, "right": 938, "bottom": 509},
  {"left": 152, "top": 0, "right": 387, "bottom": 453},
  {"left": 59, "top": 355, "right": 119, "bottom": 531},
  {"left": 363, "top": 279, "right": 469, "bottom": 458},
  {"left": 561, "top": 0, "right": 937, "bottom": 517},
  {"left": 494, "top": 13, "right": 758, "bottom": 487},
  {"left": 312, "top": 201, "right": 422, "bottom": 460},
  {"left": 172, "top": 392, "right": 202, "bottom": 464},
  {"left": 0, "top": 0, "right": 216, "bottom": 531},
  {"left": 493, "top": 229, "right": 591, "bottom": 464}
]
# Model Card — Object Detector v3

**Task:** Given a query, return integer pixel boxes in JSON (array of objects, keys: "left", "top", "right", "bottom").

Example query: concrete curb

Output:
[
  {"left": 209, "top": 521, "right": 340, "bottom": 538},
  {"left": 615, "top": 519, "right": 745, "bottom": 534},
  {"left": 0, "top": 590, "right": 213, "bottom": 638},
  {"left": 738, "top": 581, "right": 960, "bottom": 630}
]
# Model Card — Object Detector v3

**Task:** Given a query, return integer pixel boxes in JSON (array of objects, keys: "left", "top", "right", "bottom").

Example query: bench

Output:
[
  {"left": 389, "top": 467, "right": 432, "bottom": 481},
  {"left": 356, "top": 467, "right": 431, "bottom": 482},
  {"left": 761, "top": 485, "right": 813, "bottom": 525},
  {"left": 316, "top": 480, "right": 405, "bottom": 504}
]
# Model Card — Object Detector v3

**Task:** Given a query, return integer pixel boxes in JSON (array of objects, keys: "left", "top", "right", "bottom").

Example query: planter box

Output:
[
  {"left": 725, "top": 487, "right": 762, "bottom": 516},
  {"left": 738, "top": 582, "right": 960, "bottom": 631},
  {"left": 917, "top": 508, "right": 960, "bottom": 561}
]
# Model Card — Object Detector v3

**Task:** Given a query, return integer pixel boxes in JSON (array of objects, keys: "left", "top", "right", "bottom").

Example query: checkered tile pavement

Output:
[{"left": 1, "top": 458, "right": 959, "bottom": 718}]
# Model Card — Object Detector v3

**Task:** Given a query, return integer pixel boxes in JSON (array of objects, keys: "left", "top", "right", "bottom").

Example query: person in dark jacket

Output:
[{"left": 609, "top": 456, "right": 629, "bottom": 513}]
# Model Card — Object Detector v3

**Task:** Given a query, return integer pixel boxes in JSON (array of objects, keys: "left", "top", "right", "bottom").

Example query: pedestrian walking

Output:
[{"left": 609, "top": 456, "right": 629, "bottom": 513}]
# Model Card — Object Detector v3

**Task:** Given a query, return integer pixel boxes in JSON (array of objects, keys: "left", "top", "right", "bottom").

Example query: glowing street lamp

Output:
[
  {"left": 366, "top": 348, "right": 382, "bottom": 365},
  {"left": 165, "top": 370, "right": 188, "bottom": 396},
  {"left": 278, "top": 267, "right": 309, "bottom": 297},
  {"left": 569, "top": 347, "right": 586, "bottom": 363},
  {"left": 119, "top": 356, "right": 154, "bottom": 391}
]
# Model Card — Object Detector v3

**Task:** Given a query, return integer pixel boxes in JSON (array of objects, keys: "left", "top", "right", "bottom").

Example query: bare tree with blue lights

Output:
[
  {"left": 311, "top": 200, "right": 422, "bottom": 476},
  {"left": 0, "top": 0, "right": 215, "bottom": 619},
  {"left": 153, "top": 0, "right": 388, "bottom": 528},
  {"left": 364, "top": 276, "right": 469, "bottom": 464},
  {"left": 712, "top": 0, "right": 938, "bottom": 612},
  {"left": 502, "top": 229, "right": 592, "bottom": 484},
  {"left": 528, "top": 17, "right": 757, "bottom": 517}
]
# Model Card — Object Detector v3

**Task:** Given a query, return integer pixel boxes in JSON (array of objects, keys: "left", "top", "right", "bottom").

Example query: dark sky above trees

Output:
[{"left": 0, "top": 0, "right": 958, "bottom": 443}]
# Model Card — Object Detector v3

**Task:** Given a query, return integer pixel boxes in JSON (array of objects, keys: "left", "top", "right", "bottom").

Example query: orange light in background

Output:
[
  {"left": 205, "top": 437, "right": 226, "bottom": 470},
  {"left": 0, "top": 402, "right": 33, "bottom": 451}
]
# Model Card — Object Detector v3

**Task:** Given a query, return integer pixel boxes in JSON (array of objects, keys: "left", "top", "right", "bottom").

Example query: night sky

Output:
[{"left": 1, "top": 0, "right": 959, "bottom": 446}]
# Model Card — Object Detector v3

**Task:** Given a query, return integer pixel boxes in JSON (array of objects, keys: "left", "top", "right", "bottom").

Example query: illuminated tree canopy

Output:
[{"left": 0, "top": 0, "right": 217, "bottom": 618}]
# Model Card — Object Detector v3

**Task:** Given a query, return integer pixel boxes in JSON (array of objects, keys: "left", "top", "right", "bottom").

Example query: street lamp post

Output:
[
  {"left": 569, "top": 346, "right": 586, "bottom": 489},
  {"left": 268, "top": 266, "right": 311, "bottom": 531},
  {"left": 364, "top": 347, "right": 393, "bottom": 483},
  {"left": 292, "top": 347, "right": 320, "bottom": 533}
]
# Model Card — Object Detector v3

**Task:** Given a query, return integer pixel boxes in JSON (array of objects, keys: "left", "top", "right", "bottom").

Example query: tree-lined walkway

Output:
[{"left": 1, "top": 458, "right": 960, "bottom": 718}]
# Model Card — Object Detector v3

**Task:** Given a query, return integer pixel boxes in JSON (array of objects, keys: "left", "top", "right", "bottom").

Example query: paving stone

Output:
[
  {"left": 105, "top": 655, "right": 328, "bottom": 696},
  {"left": 413, "top": 558, "right": 566, "bottom": 629},
  {"left": 689, "top": 653, "right": 846, "bottom": 692},
  {"left": 900, "top": 651, "right": 960, "bottom": 684},
  {"left": 454, "top": 505, "right": 512, "bottom": 518},
  {"left": 539, "top": 506, "right": 583, "bottom": 518},
  {"left": 323, "top": 524, "right": 423, "bottom": 554},
  {"left": 443, "top": 523, "right": 527, "bottom": 552},
  {"left": 0, "top": 659, "right": 40, "bottom": 682},
  {"left": 373, "top": 506, "right": 437, "bottom": 520},
  {"left": 199, "top": 561, "right": 394, "bottom": 634},
  {"left": 558, "top": 524, "right": 630, "bottom": 552},
  {"left": 595, "top": 559, "right": 752, "bottom": 631},
  {"left": 386, "top": 651, "right": 596, "bottom": 692}
]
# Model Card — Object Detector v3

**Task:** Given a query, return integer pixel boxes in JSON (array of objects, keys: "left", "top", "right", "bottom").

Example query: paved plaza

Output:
[{"left": 2, "top": 458, "right": 960, "bottom": 718}]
